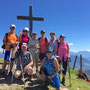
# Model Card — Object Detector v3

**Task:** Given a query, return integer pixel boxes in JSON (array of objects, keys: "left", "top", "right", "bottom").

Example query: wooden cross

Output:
[{"left": 17, "top": 6, "right": 44, "bottom": 36}]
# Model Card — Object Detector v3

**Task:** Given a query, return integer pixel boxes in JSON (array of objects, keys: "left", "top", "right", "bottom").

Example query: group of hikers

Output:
[{"left": 1, "top": 24, "right": 70, "bottom": 90}]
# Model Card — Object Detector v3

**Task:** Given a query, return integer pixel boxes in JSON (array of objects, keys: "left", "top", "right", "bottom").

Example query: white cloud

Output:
[
  {"left": 68, "top": 43, "right": 74, "bottom": 46},
  {"left": 86, "top": 50, "right": 90, "bottom": 52},
  {"left": 70, "top": 49, "right": 90, "bottom": 53}
]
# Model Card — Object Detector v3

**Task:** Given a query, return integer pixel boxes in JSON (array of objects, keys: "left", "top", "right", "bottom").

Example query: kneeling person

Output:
[
  {"left": 37, "top": 47, "right": 61, "bottom": 90},
  {"left": 14, "top": 43, "right": 33, "bottom": 79}
]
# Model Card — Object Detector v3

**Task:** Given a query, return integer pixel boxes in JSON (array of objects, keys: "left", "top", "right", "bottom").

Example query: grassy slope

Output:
[
  {"left": 0, "top": 59, "right": 90, "bottom": 90},
  {"left": 49, "top": 69, "right": 90, "bottom": 90}
]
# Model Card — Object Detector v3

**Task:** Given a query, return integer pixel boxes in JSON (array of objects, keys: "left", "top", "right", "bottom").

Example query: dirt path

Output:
[{"left": 0, "top": 64, "right": 51, "bottom": 90}]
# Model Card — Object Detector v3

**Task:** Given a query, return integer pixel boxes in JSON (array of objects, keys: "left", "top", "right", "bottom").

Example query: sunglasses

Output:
[
  {"left": 46, "top": 51, "right": 52, "bottom": 53},
  {"left": 11, "top": 27, "right": 15, "bottom": 28},
  {"left": 41, "top": 32, "right": 45, "bottom": 34},
  {"left": 23, "top": 30, "right": 28, "bottom": 32}
]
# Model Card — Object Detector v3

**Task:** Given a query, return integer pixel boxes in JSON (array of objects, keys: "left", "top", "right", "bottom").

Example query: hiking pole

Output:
[
  {"left": 7, "top": 45, "right": 13, "bottom": 75},
  {"left": 11, "top": 61, "right": 15, "bottom": 83},
  {"left": 68, "top": 58, "right": 72, "bottom": 87},
  {"left": 3, "top": 49, "right": 5, "bottom": 54},
  {"left": 19, "top": 56, "right": 25, "bottom": 86},
  {"left": 11, "top": 44, "right": 19, "bottom": 83}
]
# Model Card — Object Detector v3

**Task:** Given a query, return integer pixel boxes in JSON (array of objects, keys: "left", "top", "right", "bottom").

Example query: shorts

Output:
[
  {"left": 62, "top": 59, "right": 68, "bottom": 75},
  {"left": 30, "top": 50, "right": 39, "bottom": 60},
  {"left": 51, "top": 74, "right": 61, "bottom": 88},
  {"left": 39, "top": 53, "right": 46, "bottom": 60},
  {"left": 16, "top": 66, "right": 33, "bottom": 74},
  {"left": 39, "top": 68, "right": 60, "bottom": 88},
  {"left": 4, "top": 51, "right": 15, "bottom": 61}
]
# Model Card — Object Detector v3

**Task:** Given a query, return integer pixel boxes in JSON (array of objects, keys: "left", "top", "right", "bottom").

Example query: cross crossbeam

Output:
[{"left": 17, "top": 6, "right": 44, "bottom": 36}]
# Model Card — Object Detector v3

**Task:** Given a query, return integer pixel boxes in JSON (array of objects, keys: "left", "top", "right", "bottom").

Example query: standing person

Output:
[
  {"left": 55, "top": 34, "right": 70, "bottom": 86},
  {"left": 19, "top": 27, "right": 30, "bottom": 50},
  {"left": 2, "top": 24, "right": 19, "bottom": 76},
  {"left": 38, "top": 30, "right": 49, "bottom": 61},
  {"left": 48, "top": 32, "right": 57, "bottom": 55},
  {"left": 14, "top": 43, "right": 33, "bottom": 79},
  {"left": 28, "top": 32, "right": 40, "bottom": 73},
  {"left": 37, "top": 47, "right": 61, "bottom": 90}
]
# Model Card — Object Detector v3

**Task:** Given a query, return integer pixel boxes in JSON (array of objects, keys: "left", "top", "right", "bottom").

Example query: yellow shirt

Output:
[{"left": 3, "top": 32, "right": 19, "bottom": 51}]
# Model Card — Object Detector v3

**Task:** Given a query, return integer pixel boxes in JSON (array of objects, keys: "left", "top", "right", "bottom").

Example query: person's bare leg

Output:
[
  {"left": 32, "top": 59, "right": 35, "bottom": 68},
  {"left": 2, "top": 61, "right": 7, "bottom": 71},
  {"left": 56, "top": 88, "right": 61, "bottom": 90},
  {"left": 14, "top": 71, "right": 21, "bottom": 79}
]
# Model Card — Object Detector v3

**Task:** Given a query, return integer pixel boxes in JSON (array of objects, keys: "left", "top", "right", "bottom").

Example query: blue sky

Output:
[{"left": 0, "top": 0, "right": 90, "bottom": 52}]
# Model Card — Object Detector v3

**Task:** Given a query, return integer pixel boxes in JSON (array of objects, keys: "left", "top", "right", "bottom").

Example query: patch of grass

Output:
[
  {"left": 60, "top": 69, "right": 90, "bottom": 90},
  {"left": 0, "top": 58, "right": 4, "bottom": 62}
]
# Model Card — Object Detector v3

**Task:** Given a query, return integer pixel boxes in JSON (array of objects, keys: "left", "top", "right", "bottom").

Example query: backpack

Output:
[
  {"left": 1, "top": 33, "right": 18, "bottom": 49},
  {"left": 56, "top": 39, "right": 68, "bottom": 54},
  {"left": 38, "top": 37, "right": 48, "bottom": 46},
  {"left": 78, "top": 72, "right": 88, "bottom": 81}
]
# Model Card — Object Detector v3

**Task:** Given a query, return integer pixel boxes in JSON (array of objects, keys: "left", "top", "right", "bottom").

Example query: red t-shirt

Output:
[{"left": 39, "top": 37, "right": 49, "bottom": 53}]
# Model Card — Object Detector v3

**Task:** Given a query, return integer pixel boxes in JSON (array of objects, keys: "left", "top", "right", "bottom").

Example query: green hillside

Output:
[{"left": 59, "top": 69, "right": 90, "bottom": 90}]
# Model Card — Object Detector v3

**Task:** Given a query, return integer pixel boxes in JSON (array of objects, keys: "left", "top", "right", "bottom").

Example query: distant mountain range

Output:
[
  {"left": 70, "top": 51, "right": 90, "bottom": 60},
  {"left": 0, "top": 52, "right": 4, "bottom": 58}
]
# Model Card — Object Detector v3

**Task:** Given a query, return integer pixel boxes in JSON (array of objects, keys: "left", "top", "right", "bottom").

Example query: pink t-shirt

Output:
[
  {"left": 39, "top": 37, "right": 49, "bottom": 53},
  {"left": 19, "top": 34, "right": 31, "bottom": 49},
  {"left": 55, "top": 42, "right": 69, "bottom": 61}
]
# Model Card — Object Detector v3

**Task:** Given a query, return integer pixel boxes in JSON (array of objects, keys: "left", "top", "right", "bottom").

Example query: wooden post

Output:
[
  {"left": 73, "top": 55, "right": 77, "bottom": 70},
  {"left": 29, "top": 6, "right": 33, "bottom": 36},
  {"left": 80, "top": 54, "right": 82, "bottom": 72}
]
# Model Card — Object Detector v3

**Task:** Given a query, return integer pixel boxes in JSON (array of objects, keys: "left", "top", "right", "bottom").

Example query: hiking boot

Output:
[
  {"left": 61, "top": 78, "right": 66, "bottom": 86},
  {"left": 8, "top": 71, "right": 12, "bottom": 76},
  {"left": 41, "top": 80, "right": 49, "bottom": 87},
  {"left": 36, "top": 70, "right": 38, "bottom": 73},
  {"left": 2, "top": 71, "right": 6, "bottom": 77},
  {"left": 1, "top": 71, "right": 7, "bottom": 79},
  {"left": 62, "top": 81, "right": 66, "bottom": 86},
  {"left": 17, "top": 75, "right": 22, "bottom": 80}
]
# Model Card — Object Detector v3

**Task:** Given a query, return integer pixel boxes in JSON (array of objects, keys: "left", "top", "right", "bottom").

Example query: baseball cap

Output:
[
  {"left": 23, "top": 27, "right": 29, "bottom": 32},
  {"left": 41, "top": 30, "right": 45, "bottom": 33},
  {"left": 22, "top": 43, "right": 27, "bottom": 47},
  {"left": 46, "top": 47, "right": 53, "bottom": 53},
  {"left": 32, "top": 32, "right": 37, "bottom": 35},
  {"left": 50, "top": 32, "right": 55, "bottom": 35},
  {"left": 10, "top": 24, "right": 16, "bottom": 28},
  {"left": 60, "top": 34, "right": 66, "bottom": 38}
]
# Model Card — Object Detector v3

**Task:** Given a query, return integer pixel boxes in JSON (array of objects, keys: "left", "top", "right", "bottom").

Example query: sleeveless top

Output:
[
  {"left": 19, "top": 34, "right": 30, "bottom": 49},
  {"left": 44, "top": 56, "right": 56, "bottom": 75}
]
